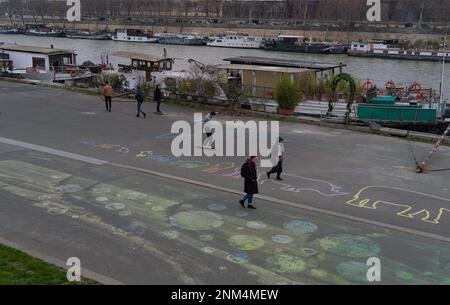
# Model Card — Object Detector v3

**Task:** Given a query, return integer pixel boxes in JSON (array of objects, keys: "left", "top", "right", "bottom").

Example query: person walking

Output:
[
  {"left": 135, "top": 86, "right": 147, "bottom": 118},
  {"left": 266, "top": 137, "right": 285, "bottom": 181},
  {"left": 102, "top": 81, "right": 113, "bottom": 112},
  {"left": 202, "top": 112, "right": 217, "bottom": 149},
  {"left": 239, "top": 156, "right": 259, "bottom": 209},
  {"left": 154, "top": 85, "right": 162, "bottom": 114}
]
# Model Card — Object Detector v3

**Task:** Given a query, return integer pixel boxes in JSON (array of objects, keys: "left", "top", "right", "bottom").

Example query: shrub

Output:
[{"left": 275, "top": 74, "right": 302, "bottom": 109}]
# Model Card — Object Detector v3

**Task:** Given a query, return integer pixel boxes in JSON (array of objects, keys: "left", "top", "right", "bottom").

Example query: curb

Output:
[{"left": 0, "top": 236, "right": 124, "bottom": 285}]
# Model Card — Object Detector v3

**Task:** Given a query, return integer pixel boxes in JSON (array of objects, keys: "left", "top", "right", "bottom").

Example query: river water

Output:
[{"left": 2, "top": 34, "right": 450, "bottom": 98}]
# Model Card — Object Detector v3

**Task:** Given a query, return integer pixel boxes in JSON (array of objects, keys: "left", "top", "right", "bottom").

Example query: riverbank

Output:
[
  {"left": 2, "top": 76, "right": 447, "bottom": 147},
  {"left": 1, "top": 18, "right": 448, "bottom": 42}
]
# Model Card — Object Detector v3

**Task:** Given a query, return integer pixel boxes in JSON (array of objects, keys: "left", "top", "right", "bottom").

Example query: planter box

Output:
[
  {"left": 265, "top": 105, "right": 278, "bottom": 114},
  {"left": 278, "top": 107, "right": 295, "bottom": 115},
  {"left": 251, "top": 103, "right": 266, "bottom": 112}
]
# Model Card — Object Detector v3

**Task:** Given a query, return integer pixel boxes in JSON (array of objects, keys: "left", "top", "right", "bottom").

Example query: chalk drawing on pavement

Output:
[
  {"left": 246, "top": 221, "right": 267, "bottom": 229},
  {"left": 347, "top": 186, "right": 450, "bottom": 224},
  {"left": 228, "top": 235, "right": 265, "bottom": 251},
  {"left": 199, "top": 234, "right": 214, "bottom": 241},
  {"left": 170, "top": 211, "right": 224, "bottom": 231},
  {"left": 55, "top": 184, "right": 82, "bottom": 193},
  {"left": 208, "top": 204, "right": 227, "bottom": 211},
  {"left": 336, "top": 261, "right": 369, "bottom": 283},
  {"left": 266, "top": 255, "right": 306, "bottom": 274},
  {"left": 272, "top": 235, "right": 294, "bottom": 244},
  {"left": 319, "top": 234, "right": 381, "bottom": 258},
  {"left": 259, "top": 173, "right": 350, "bottom": 197},
  {"left": 201, "top": 247, "right": 216, "bottom": 254},
  {"left": 283, "top": 220, "right": 318, "bottom": 234},
  {"left": 227, "top": 253, "right": 250, "bottom": 264}
]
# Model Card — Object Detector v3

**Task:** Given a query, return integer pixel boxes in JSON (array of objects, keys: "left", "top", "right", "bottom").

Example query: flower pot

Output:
[{"left": 278, "top": 107, "right": 296, "bottom": 115}]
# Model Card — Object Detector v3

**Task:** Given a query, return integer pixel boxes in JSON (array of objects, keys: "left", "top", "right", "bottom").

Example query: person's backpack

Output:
[{"left": 240, "top": 162, "right": 248, "bottom": 178}]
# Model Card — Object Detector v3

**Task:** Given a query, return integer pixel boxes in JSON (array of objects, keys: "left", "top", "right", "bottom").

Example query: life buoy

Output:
[
  {"left": 409, "top": 82, "right": 422, "bottom": 92},
  {"left": 362, "top": 79, "right": 375, "bottom": 90},
  {"left": 70, "top": 70, "right": 79, "bottom": 78},
  {"left": 416, "top": 92, "right": 426, "bottom": 100},
  {"left": 386, "top": 80, "right": 397, "bottom": 89}
]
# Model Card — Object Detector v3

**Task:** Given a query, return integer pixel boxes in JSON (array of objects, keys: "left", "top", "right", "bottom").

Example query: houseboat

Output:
[
  {"left": 110, "top": 51, "right": 175, "bottom": 89},
  {"left": 207, "top": 32, "right": 264, "bottom": 49},
  {"left": 0, "top": 26, "right": 21, "bottom": 34},
  {"left": 0, "top": 44, "right": 93, "bottom": 82},
  {"left": 25, "top": 25, "right": 65, "bottom": 37},
  {"left": 156, "top": 33, "right": 207, "bottom": 46},
  {"left": 348, "top": 40, "right": 450, "bottom": 62},
  {"left": 263, "top": 35, "right": 348, "bottom": 54},
  {"left": 66, "top": 30, "right": 111, "bottom": 40},
  {"left": 112, "top": 29, "right": 158, "bottom": 43}
]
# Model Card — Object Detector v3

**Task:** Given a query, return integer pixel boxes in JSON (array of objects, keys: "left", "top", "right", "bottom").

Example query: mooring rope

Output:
[{"left": 416, "top": 124, "right": 450, "bottom": 173}]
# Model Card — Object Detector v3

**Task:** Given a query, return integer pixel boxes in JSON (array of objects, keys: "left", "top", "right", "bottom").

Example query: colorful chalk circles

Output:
[
  {"left": 170, "top": 211, "right": 224, "bottom": 231},
  {"left": 283, "top": 220, "right": 318, "bottom": 234},
  {"left": 320, "top": 234, "right": 381, "bottom": 258},
  {"left": 266, "top": 255, "right": 306, "bottom": 274},
  {"left": 228, "top": 235, "right": 265, "bottom": 251}
]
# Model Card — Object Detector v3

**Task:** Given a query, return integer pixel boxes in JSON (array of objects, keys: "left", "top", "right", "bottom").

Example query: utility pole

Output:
[{"left": 440, "top": 34, "right": 447, "bottom": 109}]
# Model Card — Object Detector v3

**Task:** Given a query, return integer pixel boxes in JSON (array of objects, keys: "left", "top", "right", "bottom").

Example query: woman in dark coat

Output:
[{"left": 239, "top": 156, "right": 259, "bottom": 209}]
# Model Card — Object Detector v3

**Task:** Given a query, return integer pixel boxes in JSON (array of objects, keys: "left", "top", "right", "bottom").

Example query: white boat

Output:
[
  {"left": 112, "top": 29, "right": 157, "bottom": 43},
  {"left": 207, "top": 32, "right": 264, "bottom": 49},
  {"left": 0, "top": 44, "right": 94, "bottom": 82}
]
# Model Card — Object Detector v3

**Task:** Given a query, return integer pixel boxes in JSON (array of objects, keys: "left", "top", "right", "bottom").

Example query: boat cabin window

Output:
[{"left": 32, "top": 57, "right": 45, "bottom": 69}]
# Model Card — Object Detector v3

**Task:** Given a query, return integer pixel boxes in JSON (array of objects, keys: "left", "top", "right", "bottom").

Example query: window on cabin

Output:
[{"left": 32, "top": 57, "right": 45, "bottom": 70}]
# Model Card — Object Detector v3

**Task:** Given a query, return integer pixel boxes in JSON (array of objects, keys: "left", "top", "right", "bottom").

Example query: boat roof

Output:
[
  {"left": 218, "top": 64, "right": 309, "bottom": 74},
  {"left": 224, "top": 56, "right": 346, "bottom": 71},
  {"left": 278, "top": 35, "right": 304, "bottom": 39},
  {"left": 111, "top": 51, "right": 172, "bottom": 63},
  {"left": 0, "top": 44, "right": 74, "bottom": 55}
]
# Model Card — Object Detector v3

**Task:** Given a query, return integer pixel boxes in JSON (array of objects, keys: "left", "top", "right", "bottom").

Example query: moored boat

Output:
[
  {"left": 207, "top": 32, "right": 264, "bottom": 49},
  {"left": 112, "top": 29, "right": 157, "bottom": 43},
  {"left": 0, "top": 26, "right": 21, "bottom": 34},
  {"left": 25, "top": 26, "right": 65, "bottom": 37},
  {"left": 348, "top": 40, "right": 450, "bottom": 62},
  {"left": 263, "top": 35, "right": 348, "bottom": 54},
  {"left": 157, "top": 33, "right": 207, "bottom": 46},
  {"left": 66, "top": 30, "right": 111, "bottom": 40}
]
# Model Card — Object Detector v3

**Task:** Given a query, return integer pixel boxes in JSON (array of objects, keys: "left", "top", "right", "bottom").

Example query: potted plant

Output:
[{"left": 275, "top": 74, "right": 302, "bottom": 115}]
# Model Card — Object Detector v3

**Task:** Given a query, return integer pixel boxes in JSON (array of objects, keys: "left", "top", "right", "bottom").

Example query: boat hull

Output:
[
  {"left": 26, "top": 32, "right": 66, "bottom": 37},
  {"left": 348, "top": 50, "right": 450, "bottom": 62},
  {"left": 158, "top": 37, "right": 206, "bottom": 46},
  {"left": 112, "top": 37, "right": 157, "bottom": 43},
  {"left": 66, "top": 34, "right": 111, "bottom": 40},
  {"left": 263, "top": 44, "right": 347, "bottom": 54},
  {"left": 207, "top": 42, "right": 261, "bottom": 49}
]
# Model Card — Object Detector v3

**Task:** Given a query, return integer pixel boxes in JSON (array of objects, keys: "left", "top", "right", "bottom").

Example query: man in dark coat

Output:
[
  {"left": 154, "top": 85, "right": 162, "bottom": 114},
  {"left": 135, "top": 86, "right": 146, "bottom": 118},
  {"left": 239, "top": 156, "right": 259, "bottom": 209}
]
